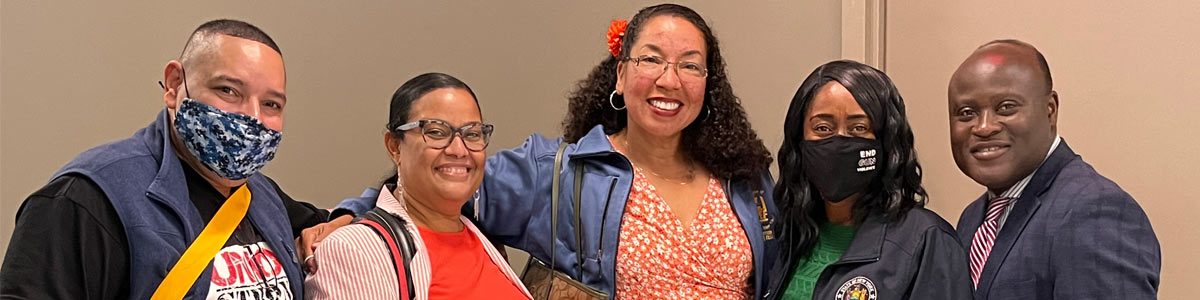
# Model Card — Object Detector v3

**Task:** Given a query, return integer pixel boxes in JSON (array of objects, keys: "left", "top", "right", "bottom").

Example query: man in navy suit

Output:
[{"left": 947, "top": 39, "right": 1160, "bottom": 300}]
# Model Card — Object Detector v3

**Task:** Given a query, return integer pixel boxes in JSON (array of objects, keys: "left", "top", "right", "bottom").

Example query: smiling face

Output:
[
  {"left": 614, "top": 15, "right": 708, "bottom": 139},
  {"left": 387, "top": 87, "right": 486, "bottom": 204},
  {"left": 948, "top": 43, "right": 1058, "bottom": 192}
]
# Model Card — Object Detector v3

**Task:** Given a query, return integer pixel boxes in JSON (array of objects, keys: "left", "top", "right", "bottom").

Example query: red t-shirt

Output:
[{"left": 418, "top": 226, "right": 528, "bottom": 300}]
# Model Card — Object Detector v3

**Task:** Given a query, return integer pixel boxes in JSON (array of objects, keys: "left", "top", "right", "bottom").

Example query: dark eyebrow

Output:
[
  {"left": 641, "top": 44, "right": 704, "bottom": 60},
  {"left": 809, "top": 113, "right": 835, "bottom": 122},
  {"left": 848, "top": 114, "right": 870, "bottom": 121},
  {"left": 212, "top": 74, "right": 286, "bottom": 102},
  {"left": 680, "top": 50, "right": 703, "bottom": 59},
  {"left": 424, "top": 118, "right": 484, "bottom": 129},
  {"left": 642, "top": 44, "right": 663, "bottom": 54},
  {"left": 209, "top": 75, "right": 245, "bottom": 87},
  {"left": 267, "top": 90, "right": 287, "bottom": 103},
  {"left": 809, "top": 113, "right": 870, "bottom": 123},
  {"left": 990, "top": 93, "right": 1027, "bottom": 103}
]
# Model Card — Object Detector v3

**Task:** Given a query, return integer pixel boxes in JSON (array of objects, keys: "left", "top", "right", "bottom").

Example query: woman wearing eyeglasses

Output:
[
  {"left": 470, "top": 4, "right": 779, "bottom": 299},
  {"left": 304, "top": 73, "right": 531, "bottom": 300}
]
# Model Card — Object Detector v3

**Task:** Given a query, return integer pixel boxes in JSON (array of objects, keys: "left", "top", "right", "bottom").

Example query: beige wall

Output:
[
  {"left": 6, "top": 1, "right": 1189, "bottom": 296},
  {"left": 0, "top": 0, "right": 840, "bottom": 270},
  {"left": 888, "top": 1, "right": 1200, "bottom": 298}
]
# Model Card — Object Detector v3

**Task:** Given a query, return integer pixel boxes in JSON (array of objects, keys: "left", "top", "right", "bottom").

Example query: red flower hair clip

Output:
[{"left": 607, "top": 20, "right": 629, "bottom": 58}]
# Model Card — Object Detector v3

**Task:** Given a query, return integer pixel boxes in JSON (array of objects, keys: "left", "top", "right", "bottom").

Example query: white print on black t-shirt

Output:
[{"left": 207, "top": 242, "right": 293, "bottom": 300}]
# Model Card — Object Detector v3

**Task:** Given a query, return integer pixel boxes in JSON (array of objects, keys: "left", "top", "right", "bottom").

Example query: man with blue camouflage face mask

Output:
[{"left": 1, "top": 19, "right": 364, "bottom": 299}]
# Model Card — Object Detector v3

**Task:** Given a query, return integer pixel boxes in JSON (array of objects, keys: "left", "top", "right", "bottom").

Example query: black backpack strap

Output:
[{"left": 356, "top": 207, "right": 417, "bottom": 300}]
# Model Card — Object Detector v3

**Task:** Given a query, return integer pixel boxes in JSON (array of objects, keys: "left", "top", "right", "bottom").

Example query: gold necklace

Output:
[
  {"left": 615, "top": 134, "right": 697, "bottom": 185},
  {"left": 638, "top": 165, "right": 696, "bottom": 185}
]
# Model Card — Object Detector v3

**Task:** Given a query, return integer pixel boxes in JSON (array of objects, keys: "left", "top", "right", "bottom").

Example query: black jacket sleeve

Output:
[
  {"left": 907, "top": 226, "right": 974, "bottom": 299},
  {"left": 0, "top": 175, "right": 129, "bottom": 300},
  {"left": 262, "top": 176, "right": 331, "bottom": 238}
]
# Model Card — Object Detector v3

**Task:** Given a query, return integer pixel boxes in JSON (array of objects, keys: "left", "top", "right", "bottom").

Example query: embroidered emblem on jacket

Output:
[{"left": 835, "top": 276, "right": 877, "bottom": 300}]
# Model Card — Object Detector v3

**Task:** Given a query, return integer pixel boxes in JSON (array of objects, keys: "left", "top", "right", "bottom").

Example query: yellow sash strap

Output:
[{"left": 150, "top": 185, "right": 252, "bottom": 300}]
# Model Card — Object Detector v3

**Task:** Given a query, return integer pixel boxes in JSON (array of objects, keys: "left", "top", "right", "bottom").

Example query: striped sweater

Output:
[{"left": 304, "top": 185, "right": 532, "bottom": 300}]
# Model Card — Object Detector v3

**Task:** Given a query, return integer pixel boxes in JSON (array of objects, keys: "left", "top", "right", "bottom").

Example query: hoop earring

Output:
[
  {"left": 609, "top": 90, "right": 626, "bottom": 110},
  {"left": 698, "top": 105, "right": 711, "bottom": 123}
]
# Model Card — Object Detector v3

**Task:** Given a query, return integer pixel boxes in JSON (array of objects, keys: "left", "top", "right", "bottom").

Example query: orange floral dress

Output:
[{"left": 614, "top": 166, "right": 754, "bottom": 299}]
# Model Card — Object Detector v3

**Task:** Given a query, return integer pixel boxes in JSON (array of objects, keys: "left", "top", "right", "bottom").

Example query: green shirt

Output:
[{"left": 781, "top": 222, "right": 857, "bottom": 299}]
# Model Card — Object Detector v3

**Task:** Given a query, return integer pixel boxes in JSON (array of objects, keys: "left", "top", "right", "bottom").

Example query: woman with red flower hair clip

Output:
[{"left": 476, "top": 3, "right": 780, "bottom": 299}]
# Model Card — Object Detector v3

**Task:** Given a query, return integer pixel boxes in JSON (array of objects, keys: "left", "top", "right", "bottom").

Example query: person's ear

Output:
[
  {"left": 614, "top": 60, "right": 627, "bottom": 95},
  {"left": 162, "top": 61, "right": 185, "bottom": 109},
  {"left": 384, "top": 131, "right": 404, "bottom": 167},
  {"left": 1047, "top": 90, "right": 1059, "bottom": 133}
]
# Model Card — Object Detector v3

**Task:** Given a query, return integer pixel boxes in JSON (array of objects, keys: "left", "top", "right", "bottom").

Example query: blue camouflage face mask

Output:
[{"left": 174, "top": 98, "right": 282, "bottom": 180}]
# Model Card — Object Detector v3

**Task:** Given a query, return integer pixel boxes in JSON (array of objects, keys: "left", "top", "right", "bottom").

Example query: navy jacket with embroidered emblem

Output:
[
  {"left": 955, "top": 140, "right": 1160, "bottom": 300},
  {"left": 47, "top": 109, "right": 306, "bottom": 299},
  {"left": 766, "top": 207, "right": 974, "bottom": 300}
]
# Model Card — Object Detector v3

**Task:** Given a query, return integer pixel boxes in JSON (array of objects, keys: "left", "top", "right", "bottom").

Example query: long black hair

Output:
[
  {"left": 561, "top": 3, "right": 772, "bottom": 186},
  {"left": 775, "top": 60, "right": 926, "bottom": 261},
  {"left": 381, "top": 72, "right": 478, "bottom": 185}
]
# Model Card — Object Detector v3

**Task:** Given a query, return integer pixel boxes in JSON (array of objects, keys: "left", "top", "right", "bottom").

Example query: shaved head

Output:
[
  {"left": 977, "top": 39, "right": 1052, "bottom": 94},
  {"left": 179, "top": 19, "right": 280, "bottom": 69}
]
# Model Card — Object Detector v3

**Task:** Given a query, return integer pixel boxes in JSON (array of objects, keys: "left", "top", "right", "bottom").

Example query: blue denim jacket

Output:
[{"left": 344, "top": 125, "right": 782, "bottom": 299}]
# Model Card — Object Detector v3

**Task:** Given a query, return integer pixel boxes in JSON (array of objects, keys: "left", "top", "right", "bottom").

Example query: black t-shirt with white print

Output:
[{"left": 183, "top": 163, "right": 293, "bottom": 300}]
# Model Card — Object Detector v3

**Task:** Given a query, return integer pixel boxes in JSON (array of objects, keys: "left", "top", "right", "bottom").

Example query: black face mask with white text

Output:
[{"left": 801, "top": 135, "right": 881, "bottom": 203}]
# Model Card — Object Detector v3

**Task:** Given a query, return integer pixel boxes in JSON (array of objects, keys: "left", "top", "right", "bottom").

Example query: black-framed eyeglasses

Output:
[
  {"left": 394, "top": 119, "right": 494, "bottom": 151},
  {"left": 626, "top": 55, "right": 708, "bottom": 79}
]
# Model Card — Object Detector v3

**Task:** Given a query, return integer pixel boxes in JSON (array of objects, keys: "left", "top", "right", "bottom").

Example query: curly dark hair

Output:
[
  {"left": 774, "top": 60, "right": 927, "bottom": 261},
  {"left": 561, "top": 3, "right": 772, "bottom": 185}
]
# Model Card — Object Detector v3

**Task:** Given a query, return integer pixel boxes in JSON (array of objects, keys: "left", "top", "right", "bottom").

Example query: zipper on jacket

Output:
[
  {"left": 596, "top": 177, "right": 618, "bottom": 261},
  {"left": 829, "top": 257, "right": 881, "bottom": 266},
  {"left": 589, "top": 149, "right": 632, "bottom": 288}
]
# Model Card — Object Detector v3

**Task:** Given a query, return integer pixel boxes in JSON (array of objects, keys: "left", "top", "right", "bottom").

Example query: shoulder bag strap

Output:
[
  {"left": 357, "top": 207, "right": 417, "bottom": 300},
  {"left": 151, "top": 185, "right": 252, "bottom": 300},
  {"left": 548, "top": 141, "right": 568, "bottom": 273}
]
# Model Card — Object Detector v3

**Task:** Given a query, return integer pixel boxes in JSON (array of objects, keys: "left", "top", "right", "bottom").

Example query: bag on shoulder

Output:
[
  {"left": 356, "top": 206, "right": 417, "bottom": 300},
  {"left": 520, "top": 142, "right": 608, "bottom": 300}
]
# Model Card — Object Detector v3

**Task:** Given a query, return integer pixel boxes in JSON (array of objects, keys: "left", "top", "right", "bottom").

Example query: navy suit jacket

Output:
[{"left": 956, "top": 140, "right": 1160, "bottom": 300}]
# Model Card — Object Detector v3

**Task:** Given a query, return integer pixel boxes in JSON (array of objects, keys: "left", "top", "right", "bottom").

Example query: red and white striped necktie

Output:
[{"left": 969, "top": 196, "right": 1012, "bottom": 287}]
